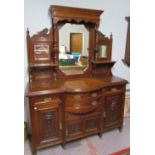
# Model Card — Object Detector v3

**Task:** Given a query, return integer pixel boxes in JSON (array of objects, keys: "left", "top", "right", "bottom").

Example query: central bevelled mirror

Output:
[{"left": 59, "top": 23, "right": 89, "bottom": 75}]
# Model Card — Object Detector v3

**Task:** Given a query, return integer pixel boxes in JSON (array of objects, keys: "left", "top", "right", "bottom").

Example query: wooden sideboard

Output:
[{"left": 26, "top": 5, "right": 128, "bottom": 155}]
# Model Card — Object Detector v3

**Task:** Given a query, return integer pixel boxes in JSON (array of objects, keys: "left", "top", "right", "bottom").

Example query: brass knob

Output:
[
  {"left": 91, "top": 101, "right": 97, "bottom": 106},
  {"left": 92, "top": 93, "right": 98, "bottom": 97},
  {"left": 44, "top": 98, "right": 52, "bottom": 102},
  {"left": 111, "top": 88, "right": 117, "bottom": 92},
  {"left": 74, "top": 104, "right": 80, "bottom": 109},
  {"left": 74, "top": 95, "right": 81, "bottom": 100}
]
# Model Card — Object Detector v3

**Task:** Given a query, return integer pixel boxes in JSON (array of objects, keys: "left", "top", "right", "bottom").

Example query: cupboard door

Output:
[
  {"left": 65, "top": 121, "right": 83, "bottom": 141},
  {"left": 85, "top": 115, "right": 101, "bottom": 134},
  {"left": 104, "top": 94, "right": 124, "bottom": 128},
  {"left": 85, "top": 118, "right": 98, "bottom": 132},
  {"left": 34, "top": 103, "right": 62, "bottom": 145}
]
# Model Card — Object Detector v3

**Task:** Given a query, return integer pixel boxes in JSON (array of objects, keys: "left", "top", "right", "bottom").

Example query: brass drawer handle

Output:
[
  {"left": 74, "top": 104, "right": 80, "bottom": 109},
  {"left": 92, "top": 93, "right": 98, "bottom": 97},
  {"left": 91, "top": 101, "right": 97, "bottom": 106},
  {"left": 111, "top": 88, "right": 117, "bottom": 92},
  {"left": 44, "top": 98, "right": 52, "bottom": 102},
  {"left": 34, "top": 107, "right": 37, "bottom": 110},
  {"left": 74, "top": 95, "right": 81, "bottom": 100},
  {"left": 110, "top": 88, "right": 122, "bottom": 92}
]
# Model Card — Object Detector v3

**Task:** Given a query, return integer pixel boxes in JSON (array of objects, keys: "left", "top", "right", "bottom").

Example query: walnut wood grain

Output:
[
  {"left": 27, "top": 76, "right": 127, "bottom": 96},
  {"left": 26, "top": 5, "right": 128, "bottom": 155}
]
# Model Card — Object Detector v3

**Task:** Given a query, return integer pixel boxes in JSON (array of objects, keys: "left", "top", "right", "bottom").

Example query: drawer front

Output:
[
  {"left": 104, "top": 85, "right": 125, "bottom": 94},
  {"left": 65, "top": 99, "right": 102, "bottom": 114},
  {"left": 66, "top": 90, "right": 102, "bottom": 102},
  {"left": 65, "top": 109, "right": 101, "bottom": 121},
  {"left": 30, "top": 95, "right": 61, "bottom": 106},
  {"left": 65, "top": 98, "right": 101, "bottom": 107}
]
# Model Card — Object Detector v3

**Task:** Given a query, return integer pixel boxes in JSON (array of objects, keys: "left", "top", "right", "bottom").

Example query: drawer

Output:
[
  {"left": 66, "top": 90, "right": 102, "bottom": 102},
  {"left": 65, "top": 110, "right": 101, "bottom": 121},
  {"left": 65, "top": 99, "right": 102, "bottom": 114},
  {"left": 65, "top": 98, "right": 102, "bottom": 108},
  {"left": 30, "top": 95, "right": 61, "bottom": 105},
  {"left": 104, "top": 85, "right": 125, "bottom": 94}
]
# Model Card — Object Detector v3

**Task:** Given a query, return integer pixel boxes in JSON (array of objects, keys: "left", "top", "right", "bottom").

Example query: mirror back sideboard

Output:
[{"left": 26, "top": 5, "right": 128, "bottom": 155}]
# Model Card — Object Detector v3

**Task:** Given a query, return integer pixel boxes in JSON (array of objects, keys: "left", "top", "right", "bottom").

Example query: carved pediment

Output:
[
  {"left": 27, "top": 28, "right": 52, "bottom": 42},
  {"left": 49, "top": 5, "right": 103, "bottom": 27},
  {"left": 96, "top": 30, "right": 112, "bottom": 42}
]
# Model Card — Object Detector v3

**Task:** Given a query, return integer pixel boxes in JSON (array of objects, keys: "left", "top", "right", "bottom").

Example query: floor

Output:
[{"left": 24, "top": 117, "right": 130, "bottom": 155}]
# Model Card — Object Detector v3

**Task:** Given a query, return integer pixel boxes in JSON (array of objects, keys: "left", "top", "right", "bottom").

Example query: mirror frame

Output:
[
  {"left": 95, "top": 31, "right": 113, "bottom": 61},
  {"left": 49, "top": 5, "right": 103, "bottom": 79}
]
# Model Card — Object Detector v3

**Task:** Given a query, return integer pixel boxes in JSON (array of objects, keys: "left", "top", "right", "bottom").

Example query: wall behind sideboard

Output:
[{"left": 24, "top": 0, "right": 130, "bottom": 120}]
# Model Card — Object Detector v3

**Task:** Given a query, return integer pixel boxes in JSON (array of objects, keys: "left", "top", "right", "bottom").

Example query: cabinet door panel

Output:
[
  {"left": 34, "top": 103, "right": 61, "bottom": 145},
  {"left": 85, "top": 116, "right": 100, "bottom": 133},
  {"left": 86, "top": 119, "right": 97, "bottom": 130},
  {"left": 66, "top": 121, "right": 83, "bottom": 139},
  {"left": 104, "top": 94, "right": 124, "bottom": 128}
]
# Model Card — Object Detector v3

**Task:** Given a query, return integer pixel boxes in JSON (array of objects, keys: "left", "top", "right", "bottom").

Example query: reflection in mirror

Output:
[
  {"left": 98, "top": 45, "right": 107, "bottom": 58},
  {"left": 59, "top": 23, "right": 89, "bottom": 75}
]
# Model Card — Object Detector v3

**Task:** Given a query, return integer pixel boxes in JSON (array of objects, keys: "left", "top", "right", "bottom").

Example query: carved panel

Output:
[
  {"left": 104, "top": 95, "right": 123, "bottom": 127},
  {"left": 40, "top": 110, "right": 56, "bottom": 140},
  {"left": 68, "top": 123, "right": 81, "bottom": 135},
  {"left": 85, "top": 118, "right": 98, "bottom": 131},
  {"left": 35, "top": 106, "right": 60, "bottom": 144},
  {"left": 66, "top": 122, "right": 83, "bottom": 137}
]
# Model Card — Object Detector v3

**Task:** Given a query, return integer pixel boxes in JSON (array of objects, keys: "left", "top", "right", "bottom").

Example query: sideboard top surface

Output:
[{"left": 27, "top": 76, "right": 127, "bottom": 97}]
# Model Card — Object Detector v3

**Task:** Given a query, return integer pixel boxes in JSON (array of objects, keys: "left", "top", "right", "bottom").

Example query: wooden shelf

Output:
[
  {"left": 91, "top": 60, "right": 116, "bottom": 65},
  {"left": 29, "top": 62, "right": 58, "bottom": 68}
]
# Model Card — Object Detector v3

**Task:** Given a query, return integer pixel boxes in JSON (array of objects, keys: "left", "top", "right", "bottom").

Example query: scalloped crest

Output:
[{"left": 29, "top": 28, "right": 52, "bottom": 41}]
